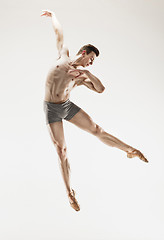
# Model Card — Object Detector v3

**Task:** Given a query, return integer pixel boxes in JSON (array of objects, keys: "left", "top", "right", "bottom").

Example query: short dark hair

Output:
[{"left": 76, "top": 44, "right": 99, "bottom": 57}]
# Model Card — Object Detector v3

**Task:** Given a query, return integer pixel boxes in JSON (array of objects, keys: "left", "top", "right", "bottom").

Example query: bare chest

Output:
[
  {"left": 47, "top": 60, "right": 82, "bottom": 87},
  {"left": 44, "top": 60, "right": 82, "bottom": 102}
]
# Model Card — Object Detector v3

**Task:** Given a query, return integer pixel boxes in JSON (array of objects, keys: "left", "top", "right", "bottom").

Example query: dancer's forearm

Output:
[
  {"left": 51, "top": 12, "right": 64, "bottom": 53},
  {"left": 84, "top": 70, "right": 105, "bottom": 93},
  {"left": 51, "top": 13, "right": 63, "bottom": 37},
  {"left": 41, "top": 10, "right": 64, "bottom": 53}
]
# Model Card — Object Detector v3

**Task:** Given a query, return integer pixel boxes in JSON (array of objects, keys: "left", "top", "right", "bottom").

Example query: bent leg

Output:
[{"left": 68, "top": 109, "right": 148, "bottom": 162}]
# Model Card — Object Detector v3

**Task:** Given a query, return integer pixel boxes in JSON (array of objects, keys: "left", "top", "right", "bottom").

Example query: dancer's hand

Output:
[{"left": 41, "top": 10, "right": 54, "bottom": 17}]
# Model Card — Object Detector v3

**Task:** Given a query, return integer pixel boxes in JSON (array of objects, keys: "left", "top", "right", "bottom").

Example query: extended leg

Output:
[
  {"left": 68, "top": 109, "right": 148, "bottom": 162},
  {"left": 47, "top": 121, "right": 80, "bottom": 211}
]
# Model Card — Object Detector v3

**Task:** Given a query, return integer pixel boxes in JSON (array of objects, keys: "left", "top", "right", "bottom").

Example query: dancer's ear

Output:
[{"left": 82, "top": 50, "right": 86, "bottom": 57}]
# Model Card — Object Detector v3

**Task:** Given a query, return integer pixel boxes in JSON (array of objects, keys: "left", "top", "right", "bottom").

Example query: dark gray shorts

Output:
[{"left": 43, "top": 99, "right": 81, "bottom": 124}]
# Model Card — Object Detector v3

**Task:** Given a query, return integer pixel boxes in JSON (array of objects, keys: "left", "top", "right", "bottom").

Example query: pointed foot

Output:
[
  {"left": 127, "top": 149, "right": 148, "bottom": 163},
  {"left": 68, "top": 189, "right": 80, "bottom": 211}
]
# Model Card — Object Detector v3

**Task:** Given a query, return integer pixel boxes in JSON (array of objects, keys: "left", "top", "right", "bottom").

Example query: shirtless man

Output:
[{"left": 41, "top": 10, "right": 148, "bottom": 212}]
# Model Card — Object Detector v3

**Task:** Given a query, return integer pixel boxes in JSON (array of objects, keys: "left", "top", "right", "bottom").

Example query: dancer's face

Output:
[{"left": 80, "top": 51, "right": 96, "bottom": 67}]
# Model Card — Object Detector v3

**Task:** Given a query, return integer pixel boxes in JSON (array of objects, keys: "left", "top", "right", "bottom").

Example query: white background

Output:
[{"left": 0, "top": 0, "right": 164, "bottom": 239}]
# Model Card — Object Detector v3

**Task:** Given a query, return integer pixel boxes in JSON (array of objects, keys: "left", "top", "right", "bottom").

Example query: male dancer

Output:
[{"left": 41, "top": 10, "right": 148, "bottom": 212}]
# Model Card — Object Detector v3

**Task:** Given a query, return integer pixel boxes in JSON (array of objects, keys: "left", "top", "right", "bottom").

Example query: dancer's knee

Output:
[
  {"left": 92, "top": 124, "right": 104, "bottom": 136},
  {"left": 56, "top": 145, "right": 67, "bottom": 158}
]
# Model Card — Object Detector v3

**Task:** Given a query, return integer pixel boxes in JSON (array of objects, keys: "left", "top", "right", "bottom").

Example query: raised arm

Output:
[{"left": 41, "top": 10, "right": 68, "bottom": 58}]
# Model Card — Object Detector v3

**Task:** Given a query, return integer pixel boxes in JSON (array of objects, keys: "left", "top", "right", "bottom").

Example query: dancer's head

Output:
[{"left": 75, "top": 44, "right": 99, "bottom": 67}]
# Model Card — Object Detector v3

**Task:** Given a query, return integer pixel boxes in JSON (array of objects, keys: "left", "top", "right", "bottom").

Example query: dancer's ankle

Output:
[{"left": 126, "top": 146, "right": 135, "bottom": 153}]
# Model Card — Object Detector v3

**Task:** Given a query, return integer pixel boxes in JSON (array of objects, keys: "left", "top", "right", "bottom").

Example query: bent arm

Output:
[
  {"left": 76, "top": 75, "right": 102, "bottom": 93},
  {"left": 80, "top": 79, "right": 100, "bottom": 93},
  {"left": 83, "top": 70, "right": 105, "bottom": 93},
  {"left": 69, "top": 69, "right": 105, "bottom": 93}
]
